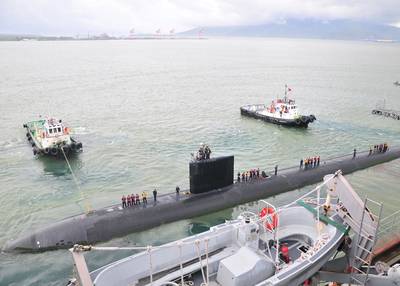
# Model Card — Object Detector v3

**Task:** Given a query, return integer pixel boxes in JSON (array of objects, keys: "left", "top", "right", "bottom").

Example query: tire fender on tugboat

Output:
[{"left": 50, "top": 147, "right": 58, "bottom": 156}]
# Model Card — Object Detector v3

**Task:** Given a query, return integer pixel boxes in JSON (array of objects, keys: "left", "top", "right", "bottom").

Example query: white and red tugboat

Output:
[{"left": 241, "top": 85, "right": 316, "bottom": 128}]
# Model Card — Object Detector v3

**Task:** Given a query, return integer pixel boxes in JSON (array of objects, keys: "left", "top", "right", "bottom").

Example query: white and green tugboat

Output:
[{"left": 23, "top": 117, "right": 82, "bottom": 157}]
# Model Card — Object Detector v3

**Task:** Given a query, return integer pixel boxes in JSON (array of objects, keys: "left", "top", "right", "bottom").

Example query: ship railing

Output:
[
  {"left": 260, "top": 171, "right": 339, "bottom": 222},
  {"left": 258, "top": 199, "right": 280, "bottom": 269},
  {"left": 243, "top": 103, "right": 266, "bottom": 111},
  {"left": 377, "top": 209, "right": 400, "bottom": 240},
  {"left": 300, "top": 195, "right": 380, "bottom": 237}
]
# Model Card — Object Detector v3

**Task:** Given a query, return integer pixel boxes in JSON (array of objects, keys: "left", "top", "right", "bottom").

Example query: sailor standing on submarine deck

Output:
[
  {"left": 122, "top": 195, "right": 127, "bottom": 208},
  {"left": 153, "top": 189, "right": 157, "bottom": 202},
  {"left": 142, "top": 191, "right": 147, "bottom": 204}
]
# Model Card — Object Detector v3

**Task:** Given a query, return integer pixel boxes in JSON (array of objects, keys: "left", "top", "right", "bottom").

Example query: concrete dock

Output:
[{"left": 4, "top": 147, "right": 400, "bottom": 252}]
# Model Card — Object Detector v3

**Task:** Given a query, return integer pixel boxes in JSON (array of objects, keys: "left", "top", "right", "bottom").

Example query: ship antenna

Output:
[{"left": 284, "top": 84, "right": 287, "bottom": 102}]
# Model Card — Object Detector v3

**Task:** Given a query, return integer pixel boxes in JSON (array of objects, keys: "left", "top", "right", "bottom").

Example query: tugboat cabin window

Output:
[
  {"left": 58, "top": 127, "right": 61, "bottom": 133},
  {"left": 49, "top": 129, "right": 53, "bottom": 134}
]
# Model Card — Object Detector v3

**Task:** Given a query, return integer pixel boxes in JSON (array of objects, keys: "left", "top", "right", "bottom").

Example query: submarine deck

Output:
[
  {"left": 89, "top": 147, "right": 398, "bottom": 217},
  {"left": 4, "top": 147, "right": 400, "bottom": 252}
]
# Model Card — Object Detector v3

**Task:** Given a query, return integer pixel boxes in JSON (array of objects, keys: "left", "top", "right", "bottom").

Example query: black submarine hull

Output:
[{"left": 4, "top": 147, "right": 400, "bottom": 252}]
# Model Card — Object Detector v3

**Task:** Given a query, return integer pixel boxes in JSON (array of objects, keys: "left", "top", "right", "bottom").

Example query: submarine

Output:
[{"left": 4, "top": 146, "right": 400, "bottom": 252}]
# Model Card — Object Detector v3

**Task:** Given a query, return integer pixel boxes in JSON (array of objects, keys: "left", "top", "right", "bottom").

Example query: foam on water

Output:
[{"left": 70, "top": 126, "right": 90, "bottom": 135}]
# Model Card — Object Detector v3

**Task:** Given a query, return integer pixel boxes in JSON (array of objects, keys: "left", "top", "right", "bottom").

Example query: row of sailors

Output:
[
  {"left": 122, "top": 191, "right": 156, "bottom": 208},
  {"left": 121, "top": 188, "right": 183, "bottom": 209},
  {"left": 370, "top": 143, "right": 388, "bottom": 155},
  {"left": 300, "top": 156, "right": 320, "bottom": 169},
  {"left": 121, "top": 186, "right": 181, "bottom": 208},
  {"left": 238, "top": 169, "right": 260, "bottom": 182},
  {"left": 237, "top": 168, "right": 269, "bottom": 182}
]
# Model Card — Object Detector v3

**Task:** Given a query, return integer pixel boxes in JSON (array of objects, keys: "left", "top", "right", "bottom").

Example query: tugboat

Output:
[
  {"left": 23, "top": 117, "right": 82, "bottom": 157},
  {"left": 240, "top": 85, "right": 316, "bottom": 128}
]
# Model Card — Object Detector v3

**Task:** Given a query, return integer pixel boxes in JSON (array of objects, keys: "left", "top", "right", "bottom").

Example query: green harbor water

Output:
[{"left": 0, "top": 38, "right": 399, "bottom": 285}]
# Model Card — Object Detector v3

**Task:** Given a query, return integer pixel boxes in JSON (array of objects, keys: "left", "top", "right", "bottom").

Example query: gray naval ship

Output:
[{"left": 68, "top": 171, "right": 400, "bottom": 286}]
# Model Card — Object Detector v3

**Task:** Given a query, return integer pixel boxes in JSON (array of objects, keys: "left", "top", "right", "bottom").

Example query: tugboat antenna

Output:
[{"left": 284, "top": 84, "right": 288, "bottom": 102}]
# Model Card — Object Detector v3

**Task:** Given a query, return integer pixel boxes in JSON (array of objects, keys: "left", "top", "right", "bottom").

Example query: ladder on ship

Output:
[{"left": 349, "top": 198, "right": 383, "bottom": 286}]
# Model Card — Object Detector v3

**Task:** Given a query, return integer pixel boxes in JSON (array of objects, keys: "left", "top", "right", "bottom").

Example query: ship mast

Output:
[{"left": 284, "top": 84, "right": 288, "bottom": 103}]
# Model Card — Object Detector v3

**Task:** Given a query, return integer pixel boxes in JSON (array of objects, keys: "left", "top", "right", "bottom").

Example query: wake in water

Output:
[{"left": 70, "top": 126, "right": 90, "bottom": 135}]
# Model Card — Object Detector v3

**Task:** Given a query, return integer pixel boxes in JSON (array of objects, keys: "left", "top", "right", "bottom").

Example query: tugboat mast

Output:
[{"left": 284, "top": 84, "right": 288, "bottom": 103}]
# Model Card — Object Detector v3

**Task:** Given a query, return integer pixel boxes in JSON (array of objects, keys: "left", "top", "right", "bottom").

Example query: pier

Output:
[
  {"left": 4, "top": 147, "right": 400, "bottom": 252},
  {"left": 372, "top": 108, "right": 400, "bottom": 120}
]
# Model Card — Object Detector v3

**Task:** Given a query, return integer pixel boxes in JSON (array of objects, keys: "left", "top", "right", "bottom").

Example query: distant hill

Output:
[
  {"left": 0, "top": 34, "right": 39, "bottom": 41},
  {"left": 0, "top": 33, "right": 98, "bottom": 41},
  {"left": 180, "top": 20, "right": 400, "bottom": 41}
]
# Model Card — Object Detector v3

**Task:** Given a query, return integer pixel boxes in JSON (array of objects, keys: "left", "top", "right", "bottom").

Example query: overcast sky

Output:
[{"left": 0, "top": 0, "right": 399, "bottom": 36}]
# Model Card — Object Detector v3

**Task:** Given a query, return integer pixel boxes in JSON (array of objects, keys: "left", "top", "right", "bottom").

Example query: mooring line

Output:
[{"left": 60, "top": 146, "right": 92, "bottom": 214}]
